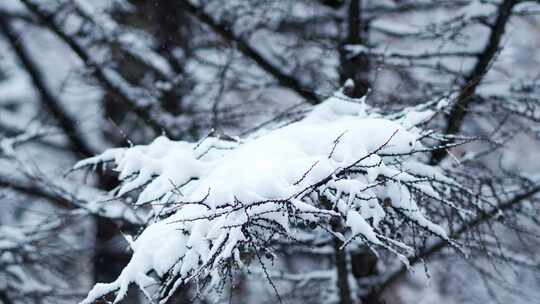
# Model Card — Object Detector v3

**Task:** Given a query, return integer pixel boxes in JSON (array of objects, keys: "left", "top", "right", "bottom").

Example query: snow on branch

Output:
[{"left": 76, "top": 93, "right": 459, "bottom": 303}]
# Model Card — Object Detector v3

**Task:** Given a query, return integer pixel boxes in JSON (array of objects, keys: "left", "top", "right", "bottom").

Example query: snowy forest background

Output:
[{"left": 1, "top": 0, "right": 540, "bottom": 304}]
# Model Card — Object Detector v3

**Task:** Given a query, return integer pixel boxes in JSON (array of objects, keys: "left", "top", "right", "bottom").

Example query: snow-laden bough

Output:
[{"left": 76, "top": 93, "right": 457, "bottom": 303}]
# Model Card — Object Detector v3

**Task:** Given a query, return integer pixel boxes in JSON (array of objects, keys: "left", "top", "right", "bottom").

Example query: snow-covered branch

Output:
[{"left": 76, "top": 93, "right": 467, "bottom": 303}]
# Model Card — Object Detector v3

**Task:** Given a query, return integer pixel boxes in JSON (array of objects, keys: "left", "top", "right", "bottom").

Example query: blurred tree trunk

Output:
[
  {"left": 338, "top": 1, "right": 381, "bottom": 303},
  {"left": 146, "top": 0, "right": 192, "bottom": 115},
  {"left": 339, "top": 0, "right": 370, "bottom": 98}
]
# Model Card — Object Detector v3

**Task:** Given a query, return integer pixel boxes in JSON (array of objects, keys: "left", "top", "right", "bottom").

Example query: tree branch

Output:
[
  {"left": 0, "top": 175, "right": 73, "bottom": 210},
  {"left": 365, "top": 182, "right": 540, "bottom": 300},
  {"left": 0, "top": 174, "right": 143, "bottom": 228},
  {"left": 178, "top": 0, "right": 321, "bottom": 104},
  {"left": 0, "top": 15, "right": 94, "bottom": 157},
  {"left": 19, "top": 0, "right": 170, "bottom": 136},
  {"left": 431, "top": 0, "right": 517, "bottom": 164}
]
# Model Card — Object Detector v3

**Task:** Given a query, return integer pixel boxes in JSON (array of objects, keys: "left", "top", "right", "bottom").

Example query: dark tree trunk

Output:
[
  {"left": 339, "top": 0, "right": 370, "bottom": 98},
  {"left": 337, "top": 2, "right": 382, "bottom": 303},
  {"left": 334, "top": 236, "right": 353, "bottom": 304}
]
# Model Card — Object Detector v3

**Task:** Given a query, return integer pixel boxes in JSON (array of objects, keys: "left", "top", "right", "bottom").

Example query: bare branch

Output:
[
  {"left": 365, "top": 182, "right": 540, "bottom": 300},
  {"left": 178, "top": 0, "right": 321, "bottom": 104},
  {"left": 0, "top": 14, "right": 95, "bottom": 157},
  {"left": 431, "top": 0, "right": 518, "bottom": 164},
  {"left": 19, "top": 0, "right": 170, "bottom": 136}
]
